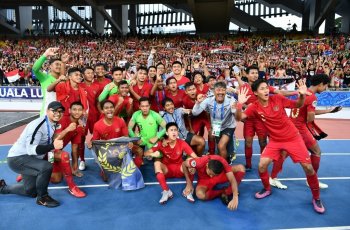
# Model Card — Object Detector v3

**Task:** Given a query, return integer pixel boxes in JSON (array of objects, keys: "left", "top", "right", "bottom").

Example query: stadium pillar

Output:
[
  {"left": 111, "top": 5, "right": 128, "bottom": 35},
  {"left": 188, "top": 0, "right": 233, "bottom": 34},
  {"left": 325, "top": 10, "right": 335, "bottom": 34},
  {"left": 340, "top": 15, "right": 349, "bottom": 33},
  {"left": 15, "top": 6, "right": 32, "bottom": 35},
  {"left": 92, "top": 9, "right": 104, "bottom": 35},
  {"left": 129, "top": 4, "right": 137, "bottom": 35}
]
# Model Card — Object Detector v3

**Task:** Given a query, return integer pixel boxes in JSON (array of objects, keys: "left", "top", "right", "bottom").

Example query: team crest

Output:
[
  {"left": 115, "top": 128, "right": 120, "bottom": 132},
  {"left": 56, "top": 124, "right": 62, "bottom": 129},
  {"left": 190, "top": 160, "right": 196, "bottom": 167},
  {"left": 273, "top": 105, "right": 279, "bottom": 111}
]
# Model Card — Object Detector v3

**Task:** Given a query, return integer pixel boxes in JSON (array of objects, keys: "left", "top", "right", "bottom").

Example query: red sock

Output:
[
  {"left": 59, "top": 152, "right": 76, "bottom": 189},
  {"left": 156, "top": 173, "right": 169, "bottom": 191},
  {"left": 79, "top": 142, "right": 85, "bottom": 162},
  {"left": 311, "top": 155, "right": 320, "bottom": 173},
  {"left": 208, "top": 139, "right": 215, "bottom": 155},
  {"left": 306, "top": 173, "right": 320, "bottom": 200},
  {"left": 134, "top": 156, "right": 143, "bottom": 168},
  {"left": 234, "top": 171, "right": 245, "bottom": 185},
  {"left": 245, "top": 146, "right": 252, "bottom": 168},
  {"left": 205, "top": 189, "right": 224, "bottom": 200},
  {"left": 259, "top": 171, "right": 271, "bottom": 191},
  {"left": 271, "top": 156, "right": 285, "bottom": 179}
]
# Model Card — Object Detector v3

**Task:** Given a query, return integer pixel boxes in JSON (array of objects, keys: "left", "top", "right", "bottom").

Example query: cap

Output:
[{"left": 47, "top": 101, "right": 65, "bottom": 111}]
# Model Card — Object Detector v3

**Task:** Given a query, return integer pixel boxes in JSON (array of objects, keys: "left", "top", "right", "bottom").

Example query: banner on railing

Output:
[{"left": 0, "top": 86, "right": 43, "bottom": 99}]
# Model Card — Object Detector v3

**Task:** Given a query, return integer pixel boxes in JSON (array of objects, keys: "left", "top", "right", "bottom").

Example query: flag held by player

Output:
[{"left": 92, "top": 137, "right": 144, "bottom": 190}]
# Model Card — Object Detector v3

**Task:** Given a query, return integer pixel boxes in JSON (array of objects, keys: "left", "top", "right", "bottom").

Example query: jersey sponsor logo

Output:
[
  {"left": 190, "top": 160, "right": 196, "bottom": 167},
  {"left": 312, "top": 100, "right": 317, "bottom": 107}
]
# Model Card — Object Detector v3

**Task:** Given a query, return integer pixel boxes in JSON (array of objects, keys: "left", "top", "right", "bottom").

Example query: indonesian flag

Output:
[
  {"left": 28, "top": 46, "right": 37, "bottom": 50},
  {"left": 5, "top": 69, "right": 21, "bottom": 83}
]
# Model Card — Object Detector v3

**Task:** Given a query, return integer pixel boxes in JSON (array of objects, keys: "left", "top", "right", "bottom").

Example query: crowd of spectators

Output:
[{"left": 0, "top": 33, "right": 350, "bottom": 89}]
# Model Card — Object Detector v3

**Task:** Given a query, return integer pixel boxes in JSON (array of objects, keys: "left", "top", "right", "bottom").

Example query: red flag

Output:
[{"left": 5, "top": 69, "right": 20, "bottom": 83}]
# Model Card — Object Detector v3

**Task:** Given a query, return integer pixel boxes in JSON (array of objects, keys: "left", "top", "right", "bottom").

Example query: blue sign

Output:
[
  {"left": 0, "top": 86, "right": 43, "bottom": 99},
  {"left": 288, "top": 91, "right": 350, "bottom": 107}
]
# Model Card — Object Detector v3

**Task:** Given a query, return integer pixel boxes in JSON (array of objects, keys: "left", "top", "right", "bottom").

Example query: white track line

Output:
[
  {"left": 0, "top": 114, "right": 38, "bottom": 129},
  {"left": 47, "top": 176, "right": 350, "bottom": 190}
]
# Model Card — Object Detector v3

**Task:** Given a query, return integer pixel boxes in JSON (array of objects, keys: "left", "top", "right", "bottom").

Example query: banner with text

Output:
[{"left": 0, "top": 86, "right": 43, "bottom": 99}]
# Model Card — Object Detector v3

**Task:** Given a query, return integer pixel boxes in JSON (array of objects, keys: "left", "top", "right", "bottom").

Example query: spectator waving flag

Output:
[
  {"left": 92, "top": 137, "right": 144, "bottom": 190},
  {"left": 5, "top": 69, "right": 21, "bottom": 83}
]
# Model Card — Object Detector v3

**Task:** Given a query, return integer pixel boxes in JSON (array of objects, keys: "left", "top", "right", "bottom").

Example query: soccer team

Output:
[{"left": 1, "top": 47, "right": 342, "bottom": 214}]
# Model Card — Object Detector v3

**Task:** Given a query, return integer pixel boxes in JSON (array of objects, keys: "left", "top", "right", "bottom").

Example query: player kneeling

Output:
[
  {"left": 182, "top": 155, "right": 245, "bottom": 210},
  {"left": 144, "top": 122, "right": 198, "bottom": 204}
]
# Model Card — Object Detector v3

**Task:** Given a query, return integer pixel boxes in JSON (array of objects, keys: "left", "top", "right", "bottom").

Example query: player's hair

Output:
[
  {"left": 166, "top": 122, "right": 178, "bottom": 131},
  {"left": 184, "top": 82, "right": 195, "bottom": 90},
  {"left": 111, "top": 66, "right": 124, "bottom": 75},
  {"left": 193, "top": 71, "right": 205, "bottom": 82},
  {"left": 137, "top": 66, "right": 148, "bottom": 73},
  {"left": 49, "top": 58, "right": 61, "bottom": 65},
  {"left": 139, "top": 97, "right": 150, "bottom": 104},
  {"left": 70, "top": 101, "right": 83, "bottom": 109},
  {"left": 172, "top": 61, "right": 183, "bottom": 67},
  {"left": 165, "top": 76, "right": 177, "bottom": 85},
  {"left": 310, "top": 74, "right": 330, "bottom": 86},
  {"left": 251, "top": 79, "right": 268, "bottom": 92},
  {"left": 214, "top": 81, "right": 227, "bottom": 89},
  {"left": 162, "top": 97, "right": 174, "bottom": 107},
  {"left": 118, "top": 80, "right": 128, "bottom": 87},
  {"left": 94, "top": 63, "right": 107, "bottom": 70},
  {"left": 82, "top": 66, "right": 94, "bottom": 74},
  {"left": 208, "top": 160, "right": 224, "bottom": 175},
  {"left": 246, "top": 65, "right": 259, "bottom": 74},
  {"left": 100, "top": 99, "right": 115, "bottom": 109},
  {"left": 68, "top": 67, "right": 81, "bottom": 75}
]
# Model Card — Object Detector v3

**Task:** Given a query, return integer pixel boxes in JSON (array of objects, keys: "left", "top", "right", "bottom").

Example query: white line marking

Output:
[
  {"left": 48, "top": 177, "right": 350, "bottom": 190},
  {"left": 0, "top": 114, "right": 38, "bottom": 129}
]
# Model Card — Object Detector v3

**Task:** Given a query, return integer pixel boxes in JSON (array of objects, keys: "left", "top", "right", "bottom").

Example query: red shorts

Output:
[
  {"left": 192, "top": 118, "right": 211, "bottom": 134},
  {"left": 261, "top": 134, "right": 311, "bottom": 164},
  {"left": 298, "top": 126, "right": 317, "bottom": 149},
  {"left": 243, "top": 117, "right": 267, "bottom": 138},
  {"left": 197, "top": 170, "right": 241, "bottom": 190},
  {"left": 164, "top": 163, "right": 184, "bottom": 178},
  {"left": 86, "top": 112, "right": 99, "bottom": 134}
]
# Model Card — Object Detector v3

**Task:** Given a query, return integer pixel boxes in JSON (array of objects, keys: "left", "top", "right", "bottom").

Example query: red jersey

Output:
[
  {"left": 80, "top": 81, "right": 100, "bottom": 115},
  {"left": 56, "top": 81, "right": 88, "bottom": 116},
  {"left": 175, "top": 76, "right": 190, "bottom": 90},
  {"left": 95, "top": 77, "right": 111, "bottom": 91},
  {"left": 241, "top": 82, "right": 275, "bottom": 105},
  {"left": 165, "top": 89, "right": 185, "bottom": 108},
  {"left": 108, "top": 94, "right": 132, "bottom": 116},
  {"left": 55, "top": 116, "right": 84, "bottom": 147},
  {"left": 182, "top": 95, "right": 207, "bottom": 120},
  {"left": 92, "top": 117, "right": 128, "bottom": 140},
  {"left": 244, "top": 94, "right": 299, "bottom": 142},
  {"left": 150, "top": 89, "right": 166, "bottom": 112},
  {"left": 131, "top": 83, "right": 152, "bottom": 111},
  {"left": 290, "top": 89, "right": 317, "bottom": 128},
  {"left": 195, "top": 83, "right": 209, "bottom": 95},
  {"left": 151, "top": 139, "right": 193, "bottom": 165},
  {"left": 188, "top": 155, "right": 232, "bottom": 180}
]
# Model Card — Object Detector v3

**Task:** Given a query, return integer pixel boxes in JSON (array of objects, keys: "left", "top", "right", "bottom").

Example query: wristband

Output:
[{"left": 236, "top": 103, "right": 243, "bottom": 110}]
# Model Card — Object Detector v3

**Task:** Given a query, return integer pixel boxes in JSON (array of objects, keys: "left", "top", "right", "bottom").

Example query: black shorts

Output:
[
  {"left": 185, "top": 132, "right": 195, "bottom": 146},
  {"left": 215, "top": 128, "right": 235, "bottom": 153}
]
